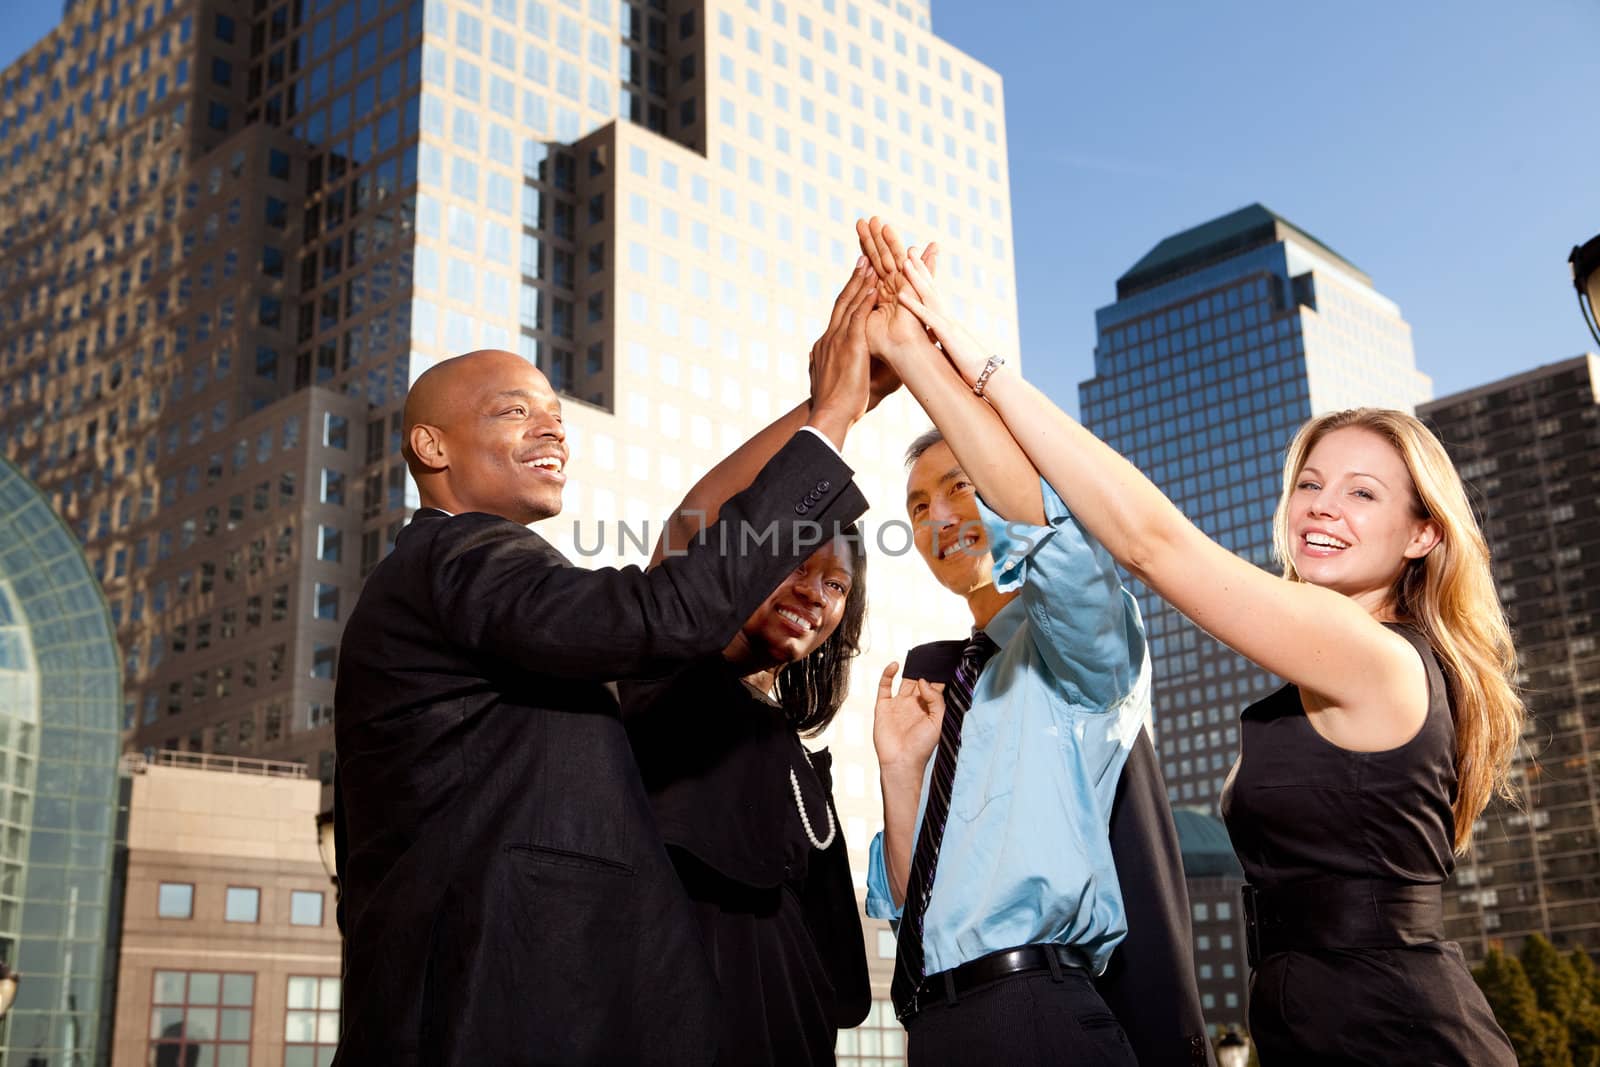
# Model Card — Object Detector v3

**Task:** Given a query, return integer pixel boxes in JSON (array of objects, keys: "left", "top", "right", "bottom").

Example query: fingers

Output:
[
  {"left": 857, "top": 218, "right": 892, "bottom": 281},
  {"left": 896, "top": 287, "right": 935, "bottom": 329},
  {"left": 826, "top": 257, "right": 872, "bottom": 332},
  {"left": 900, "top": 252, "right": 939, "bottom": 313},
  {"left": 921, "top": 241, "right": 940, "bottom": 277},
  {"left": 844, "top": 280, "right": 876, "bottom": 339},
  {"left": 868, "top": 218, "right": 898, "bottom": 281},
  {"left": 877, "top": 661, "right": 900, "bottom": 702},
  {"left": 881, "top": 222, "right": 909, "bottom": 273}
]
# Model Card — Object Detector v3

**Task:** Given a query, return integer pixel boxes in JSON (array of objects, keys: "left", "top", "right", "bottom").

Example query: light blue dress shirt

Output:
[{"left": 866, "top": 477, "right": 1150, "bottom": 976}]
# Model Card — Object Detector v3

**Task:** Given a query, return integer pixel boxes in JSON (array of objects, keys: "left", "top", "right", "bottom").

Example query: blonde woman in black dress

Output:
[{"left": 861, "top": 217, "right": 1520, "bottom": 1065}]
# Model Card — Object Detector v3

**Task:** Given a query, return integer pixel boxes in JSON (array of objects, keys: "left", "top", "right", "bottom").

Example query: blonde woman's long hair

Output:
[{"left": 1271, "top": 408, "right": 1523, "bottom": 853}]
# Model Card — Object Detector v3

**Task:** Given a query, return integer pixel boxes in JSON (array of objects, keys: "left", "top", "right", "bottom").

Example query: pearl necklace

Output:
[{"left": 789, "top": 749, "right": 836, "bottom": 850}]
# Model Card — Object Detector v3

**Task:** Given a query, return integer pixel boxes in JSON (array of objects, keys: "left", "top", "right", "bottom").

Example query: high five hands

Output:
[{"left": 855, "top": 216, "right": 993, "bottom": 391}]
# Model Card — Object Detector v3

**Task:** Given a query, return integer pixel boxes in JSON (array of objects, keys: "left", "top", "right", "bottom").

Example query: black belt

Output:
[
  {"left": 1241, "top": 879, "right": 1445, "bottom": 968},
  {"left": 895, "top": 943, "right": 1090, "bottom": 1023}
]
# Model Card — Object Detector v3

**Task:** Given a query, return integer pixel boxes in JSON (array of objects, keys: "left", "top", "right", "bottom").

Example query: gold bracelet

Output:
[{"left": 972, "top": 354, "right": 1006, "bottom": 398}]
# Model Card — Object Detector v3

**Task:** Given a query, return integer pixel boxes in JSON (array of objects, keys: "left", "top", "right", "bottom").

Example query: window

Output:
[
  {"left": 321, "top": 470, "right": 345, "bottom": 505},
  {"left": 290, "top": 891, "right": 324, "bottom": 927},
  {"left": 149, "top": 971, "right": 254, "bottom": 1065},
  {"left": 323, "top": 414, "right": 349, "bottom": 449},
  {"left": 314, "top": 583, "right": 339, "bottom": 621},
  {"left": 318, "top": 525, "right": 342, "bottom": 562},
  {"left": 225, "top": 886, "right": 260, "bottom": 923},
  {"left": 285, "top": 975, "right": 342, "bottom": 1064},
  {"left": 158, "top": 882, "right": 194, "bottom": 918},
  {"left": 311, "top": 644, "right": 337, "bottom": 680}
]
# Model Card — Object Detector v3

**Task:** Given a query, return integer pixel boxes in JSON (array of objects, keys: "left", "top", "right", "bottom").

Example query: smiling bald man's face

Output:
[{"left": 403, "top": 350, "right": 569, "bottom": 524}]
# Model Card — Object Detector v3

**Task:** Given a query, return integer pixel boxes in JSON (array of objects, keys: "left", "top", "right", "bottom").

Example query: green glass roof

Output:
[
  {"left": 1117, "top": 203, "right": 1370, "bottom": 299},
  {"left": 1172, "top": 808, "right": 1245, "bottom": 878}
]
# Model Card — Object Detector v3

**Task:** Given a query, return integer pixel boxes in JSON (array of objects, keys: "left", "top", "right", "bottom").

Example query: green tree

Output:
[
  {"left": 1571, "top": 1005, "right": 1600, "bottom": 1067},
  {"left": 1570, "top": 948, "right": 1600, "bottom": 1067},
  {"left": 1475, "top": 947, "right": 1573, "bottom": 1067},
  {"left": 1574, "top": 947, "right": 1600, "bottom": 1007},
  {"left": 1526, "top": 934, "right": 1586, "bottom": 1022}
]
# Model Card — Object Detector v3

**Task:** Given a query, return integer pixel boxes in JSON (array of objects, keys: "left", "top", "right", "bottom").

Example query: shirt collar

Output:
[{"left": 975, "top": 594, "right": 1026, "bottom": 650}]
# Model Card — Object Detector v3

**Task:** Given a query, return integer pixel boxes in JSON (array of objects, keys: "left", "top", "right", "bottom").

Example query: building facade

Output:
[
  {"left": 1078, "top": 204, "right": 1433, "bottom": 813},
  {"left": 1172, "top": 809, "right": 1249, "bottom": 1035},
  {"left": 109, "top": 752, "right": 342, "bottom": 1067},
  {"left": 0, "top": 457, "right": 123, "bottom": 1066},
  {"left": 2, "top": 0, "right": 1018, "bottom": 1051},
  {"left": 1419, "top": 354, "right": 1600, "bottom": 963}
]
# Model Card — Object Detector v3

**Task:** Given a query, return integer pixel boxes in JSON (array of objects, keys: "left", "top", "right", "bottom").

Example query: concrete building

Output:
[
  {"left": 1078, "top": 204, "right": 1433, "bottom": 812},
  {"left": 1, "top": 0, "right": 1017, "bottom": 1051},
  {"left": 1419, "top": 354, "right": 1600, "bottom": 963},
  {"left": 110, "top": 751, "right": 340, "bottom": 1067}
]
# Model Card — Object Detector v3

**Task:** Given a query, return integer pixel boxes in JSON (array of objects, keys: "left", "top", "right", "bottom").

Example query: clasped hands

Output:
[{"left": 807, "top": 217, "right": 995, "bottom": 425}]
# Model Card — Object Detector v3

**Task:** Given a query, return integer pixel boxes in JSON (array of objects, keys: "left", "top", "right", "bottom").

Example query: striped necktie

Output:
[{"left": 891, "top": 629, "right": 1000, "bottom": 1019}]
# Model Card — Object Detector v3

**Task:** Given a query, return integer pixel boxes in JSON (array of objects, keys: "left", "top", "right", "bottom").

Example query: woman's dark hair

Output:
[{"left": 773, "top": 523, "right": 868, "bottom": 737}]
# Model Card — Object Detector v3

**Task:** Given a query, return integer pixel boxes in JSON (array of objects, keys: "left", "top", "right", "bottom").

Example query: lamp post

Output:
[
  {"left": 0, "top": 962, "right": 19, "bottom": 1020},
  {"left": 1215, "top": 1028, "right": 1250, "bottom": 1067},
  {"left": 315, "top": 810, "right": 339, "bottom": 892},
  {"left": 1570, "top": 234, "right": 1600, "bottom": 347}
]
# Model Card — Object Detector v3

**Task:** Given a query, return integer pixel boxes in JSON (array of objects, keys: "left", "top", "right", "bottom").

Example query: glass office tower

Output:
[
  {"left": 0, "top": 457, "right": 123, "bottom": 1066},
  {"left": 1420, "top": 354, "right": 1600, "bottom": 964}
]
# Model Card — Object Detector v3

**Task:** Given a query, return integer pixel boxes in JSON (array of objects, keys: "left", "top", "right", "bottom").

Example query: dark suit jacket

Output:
[
  {"left": 332, "top": 432, "right": 866, "bottom": 1066},
  {"left": 903, "top": 640, "right": 1215, "bottom": 1067}
]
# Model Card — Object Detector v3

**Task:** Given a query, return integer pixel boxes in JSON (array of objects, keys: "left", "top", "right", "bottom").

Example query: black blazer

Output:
[
  {"left": 332, "top": 432, "right": 866, "bottom": 1066},
  {"left": 903, "top": 640, "right": 1215, "bottom": 1067}
]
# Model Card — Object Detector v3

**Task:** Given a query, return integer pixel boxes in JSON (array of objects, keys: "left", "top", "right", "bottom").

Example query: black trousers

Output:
[{"left": 904, "top": 970, "right": 1137, "bottom": 1067}]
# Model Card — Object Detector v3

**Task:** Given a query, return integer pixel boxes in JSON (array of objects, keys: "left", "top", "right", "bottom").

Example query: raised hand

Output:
[
  {"left": 873, "top": 662, "right": 945, "bottom": 776},
  {"left": 895, "top": 246, "right": 992, "bottom": 388},
  {"left": 855, "top": 216, "right": 938, "bottom": 308},
  {"left": 804, "top": 260, "right": 877, "bottom": 448},
  {"left": 856, "top": 217, "right": 944, "bottom": 366}
]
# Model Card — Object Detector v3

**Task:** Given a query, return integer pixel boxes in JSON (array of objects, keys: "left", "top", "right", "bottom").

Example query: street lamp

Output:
[
  {"left": 315, "top": 810, "right": 339, "bottom": 890},
  {"left": 1216, "top": 1028, "right": 1250, "bottom": 1067},
  {"left": 0, "top": 962, "right": 19, "bottom": 1020},
  {"left": 1570, "top": 234, "right": 1600, "bottom": 347}
]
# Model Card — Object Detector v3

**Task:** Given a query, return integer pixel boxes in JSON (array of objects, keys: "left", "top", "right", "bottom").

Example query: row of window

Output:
[
  {"left": 157, "top": 882, "right": 327, "bottom": 926},
  {"left": 149, "top": 969, "right": 340, "bottom": 1066}
]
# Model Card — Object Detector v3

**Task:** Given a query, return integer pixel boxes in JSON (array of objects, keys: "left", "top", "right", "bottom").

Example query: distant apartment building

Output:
[
  {"left": 1419, "top": 354, "right": 1600, "bottom": 963},
  {"left": 1, "top": 0, "right": 1018, "bottom": 1047},
  {"left": 110, "top": 751, "right": 341, "bottom": 1066}
]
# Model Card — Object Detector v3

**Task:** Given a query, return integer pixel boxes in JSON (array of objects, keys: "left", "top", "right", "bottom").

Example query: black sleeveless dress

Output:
[
  {"left": 1219, "top": 625, "right": 1515, "bottom": 1066},
  {"left": 623, "top": 660, "right": 871, "bottom": 1066}
]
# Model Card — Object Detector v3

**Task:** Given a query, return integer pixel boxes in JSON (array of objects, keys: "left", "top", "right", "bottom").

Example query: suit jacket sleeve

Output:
[
  {"left": 1098, "top": 731, "right": 1217, "bottom": 1067},
  {"left": 429, "top": 430, "right": 868, "bottom": 681}
]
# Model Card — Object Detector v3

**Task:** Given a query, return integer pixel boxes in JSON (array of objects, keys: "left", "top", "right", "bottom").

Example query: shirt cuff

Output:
[
  {"left": 864, "top": 831, "right": 904, "bottom": 921},
  {"left": 797, "top": 424, "right": 847, "bottom": 462}
]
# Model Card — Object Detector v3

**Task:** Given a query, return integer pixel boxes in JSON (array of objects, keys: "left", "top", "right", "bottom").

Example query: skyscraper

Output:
[
  {"left": 1419, "top": 354, "right": 1600, "bottom": 963},
  {"left": 1, "top": 0, "right": 1017, "bottom": 1050},
  {"left": 1077, "top": 204, "right": 1433, "bottom": 1028}
]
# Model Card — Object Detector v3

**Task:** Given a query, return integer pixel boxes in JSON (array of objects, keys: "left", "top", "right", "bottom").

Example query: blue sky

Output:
[{"left": 5, "top": 1, "right": 1597, "bottom": 414}]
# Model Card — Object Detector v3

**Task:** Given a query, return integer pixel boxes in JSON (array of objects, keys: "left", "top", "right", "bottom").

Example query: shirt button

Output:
[
  {"left": 817, "top": 480, "right": 830, "bottom": 493},
  {"left": 794, "top": 504, "right": 808, "bottom": 515}
]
